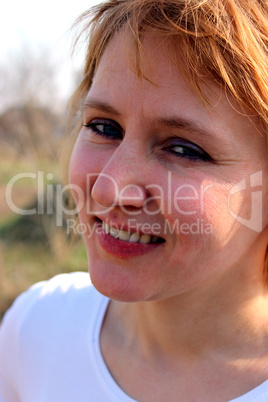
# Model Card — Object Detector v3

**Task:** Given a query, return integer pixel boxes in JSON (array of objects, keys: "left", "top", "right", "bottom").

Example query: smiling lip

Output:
[{"left": 95, "top": 221, "right": 164, "bottom": 259}]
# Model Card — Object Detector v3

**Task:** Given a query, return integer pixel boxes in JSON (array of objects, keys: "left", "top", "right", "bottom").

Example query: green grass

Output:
[
  {"left": 0, "top": 151, "right": 88, "bottom": 322},
  {"left": 0, "top": 153, "right": 59, "bottom": 186},
  {"left": 0, "top": 239, "right": 88, "bottom": 321}
]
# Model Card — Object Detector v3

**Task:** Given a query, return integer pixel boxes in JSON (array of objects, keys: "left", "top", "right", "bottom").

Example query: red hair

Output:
[{"left": 70, "top": 0, "right": 268, "bottom": 133}]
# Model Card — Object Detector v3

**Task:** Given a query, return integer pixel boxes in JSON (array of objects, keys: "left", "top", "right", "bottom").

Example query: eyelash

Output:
[
  {"left": 83, "top": 120, "right": 123, "bottom": 139},
  {"left": 164, "top": 142, "right": 212, "bottom": 162},
  {"left": 83, "top": 120, "right": 213, "bottom": 162}
]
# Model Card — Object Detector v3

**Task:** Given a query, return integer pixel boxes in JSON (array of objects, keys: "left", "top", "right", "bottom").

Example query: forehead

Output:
[
  {"left": 88, "top": 31, "right": 267, "bottom": 155},
  {"left": 94, "top": 30, "right": 189, "bottom": 96},
  {"left": 92, "top": 31, "right": 223, "bottom": 122}
]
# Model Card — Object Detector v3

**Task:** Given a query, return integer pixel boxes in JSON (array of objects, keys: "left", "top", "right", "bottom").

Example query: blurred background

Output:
[{"left": 0, "top": 0, "right": 100, "bottom": 320}]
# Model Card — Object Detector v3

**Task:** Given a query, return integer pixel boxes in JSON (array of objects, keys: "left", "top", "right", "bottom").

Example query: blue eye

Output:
[
  {"left": 83, "top": 119, "right": 123, "bottom": 139},
  {"left": 167, "top": 140, "right": 213, "bottom": 162}
]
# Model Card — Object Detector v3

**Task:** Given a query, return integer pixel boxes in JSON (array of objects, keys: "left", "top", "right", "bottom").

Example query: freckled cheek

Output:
[
  {"left": 160, "top": 182, "right": 233, "bottom": 238},
  {"left": 159, "top": 182, "right": 212, "bottom": 224},
  {"left": 199, "top": 184, "right": 254, "bottom": 242},
  {"left": 202, "top": 189, "right": 231, "bottom": 228}
]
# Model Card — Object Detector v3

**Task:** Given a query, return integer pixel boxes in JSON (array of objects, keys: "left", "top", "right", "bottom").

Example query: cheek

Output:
[
  {"left": 201, "top": 184, "right": 235, "bottom": 244},
  {"left": 69, "top": 143, "right": 99, "bottom": 223},
  {"left": 197, "top": 180, "right": 263, "bottom": 251},
  {"left": 69, "top": 142, "right": 108, "bottom": 205},
  {"left": 70, "top": 143, "right": 98, "bottom": 189},
  {"left": 161, "top": 178, "right": 235, "bottom": 244}
]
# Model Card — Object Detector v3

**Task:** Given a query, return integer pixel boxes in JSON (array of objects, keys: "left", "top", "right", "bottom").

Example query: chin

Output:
[{"left": 87, "top": 257, "right": 155, "bottom": 303}]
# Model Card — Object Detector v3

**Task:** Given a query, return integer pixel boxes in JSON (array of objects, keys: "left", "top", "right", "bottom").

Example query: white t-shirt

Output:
[{"left": 0, "top": 272, "right": 268, "bottom": 402}]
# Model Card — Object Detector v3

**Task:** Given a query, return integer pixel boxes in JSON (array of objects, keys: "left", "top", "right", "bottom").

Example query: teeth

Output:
[
  {"left": 139, "top": 234, "right": 151, "bottom": 244},
  {"left": 101, "top": 221, "right": 160, "bottom": 244},
  {"left": 109, "top": 227, "right": 119, "bottom": 238},
  {"left": 103, "top": 222, "right": 110, "bottom": 234},
  {"left": 119, "top": 230, "right": 131, "bottom": 241},
  {"left": 129, "top": 232, "right": 140, "bottom": 243}
]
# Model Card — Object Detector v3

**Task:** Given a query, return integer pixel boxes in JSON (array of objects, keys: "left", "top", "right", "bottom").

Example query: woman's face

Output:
[{"left": 69, "top": 33, "right": 268, "bottom": 302}]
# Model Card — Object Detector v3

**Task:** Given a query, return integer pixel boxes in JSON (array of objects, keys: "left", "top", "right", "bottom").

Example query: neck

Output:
[{"left": 110, "top": 265, "right": 268, "bottom": 361}]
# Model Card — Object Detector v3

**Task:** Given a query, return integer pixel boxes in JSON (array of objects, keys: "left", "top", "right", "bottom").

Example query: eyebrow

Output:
[
  {"left": 82, "top": 99, "right": 122, "bottom": 117},
  {"left": 82, "top": 98, "right": 224, "bottom": 143},
  {"left": 155, "top": 117, "right": 218, "bottom": 143}
]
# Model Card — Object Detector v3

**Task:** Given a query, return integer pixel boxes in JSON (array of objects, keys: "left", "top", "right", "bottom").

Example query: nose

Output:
[{"left": 91, "top": 141, "right": 149, "bottom": 210}]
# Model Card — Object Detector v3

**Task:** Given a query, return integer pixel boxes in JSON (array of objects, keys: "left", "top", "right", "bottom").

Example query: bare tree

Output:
[
  {"left": 0, "top": 44, "right": 73, "bottom": 258},
  {"left": 0, "top": 104, "right": 65, "bottom": 161},
  {"left": 0, "top": 43, "right": 63, "bottom": 111},
  {"left": 0, "top": 43, "right": 68, "bottom": 162}
]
